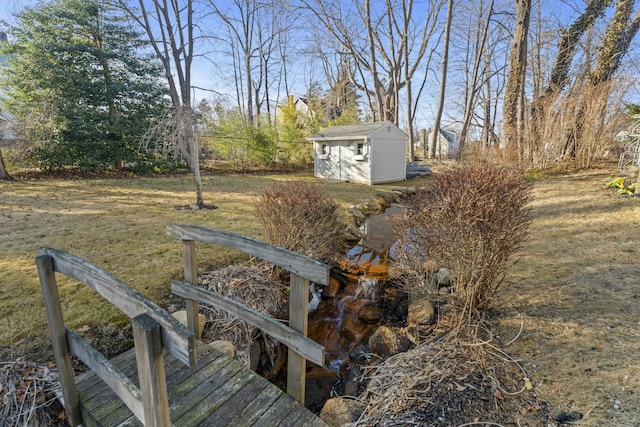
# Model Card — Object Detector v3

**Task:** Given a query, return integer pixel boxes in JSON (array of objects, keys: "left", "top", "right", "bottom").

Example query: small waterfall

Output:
[{"left": 355, "top": 277, "right": 377, "bottom": 300}]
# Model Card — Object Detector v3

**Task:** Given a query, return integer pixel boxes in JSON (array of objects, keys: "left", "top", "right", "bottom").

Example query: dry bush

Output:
[
  {"left": 394, "top": 165, "right": 532, "bottom": 326},
  {"left": 354, "top": 327, "right": 549, "bottom": 426},
  {"left": 255, "top": 181, "right": 345, "bottom": 263},
  {"left": 527, "top": 80, "right": 626, "bottom": 169}
]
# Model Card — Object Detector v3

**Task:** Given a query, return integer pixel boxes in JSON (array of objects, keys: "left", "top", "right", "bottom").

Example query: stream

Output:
[{"left": 302, "top": 205, "right": 407, "bottom": 412}]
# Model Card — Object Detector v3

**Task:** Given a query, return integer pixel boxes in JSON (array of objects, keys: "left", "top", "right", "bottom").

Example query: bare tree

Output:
[
  {"left": 442, "top": 0, "right": 498, "bottom": 159},
  {"left": 590, "top": 0, "right": 640, "bottom": 85},
  {"left": 502, "top": 0, "right": 532, "bottom": 156},
  {"left": 118, "top": 0, "right": 210, "bottom": 208},
  {"left": 206, "top": 0, "right": 294, "bottom": 126},
  {"left": 304, "top": 0, "right": 445, "bottom": 133},
  {"left": 528, "top": 0, "right": 611, "bottom": 162},
  {"left": 428, "top": 0, "right": 454, "bottom": 159}
]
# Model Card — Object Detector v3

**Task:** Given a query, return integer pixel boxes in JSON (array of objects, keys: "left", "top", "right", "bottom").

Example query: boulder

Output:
[
  {"left": 208, "top": 340, "right": 235, "bottom": 358},
  {"left": 434, "top": 267, "right": 451, "bottom": 287},
  {"left": 356, "top": 304, "right": 381, "bottom": 322},
  {"left": 320, "top": 397, "right": 366, "bottom": 426},
  {"left": 344, "top": 223, "right": 365, "bottom": 241},
  {"left": 350, "top": 208, "right": 366, "bottom": 223},
  {"left": 171, "top": 310, "right": 207, "bottom": 338},
  {"left": 368, "top": 326, "right": 411, "bottom": 358},
  {"left": 407, "top": 296, "right": 436, "bottom": 326},
  {"left": 326, "top": 276, "right": 342, "bottom": 298}
]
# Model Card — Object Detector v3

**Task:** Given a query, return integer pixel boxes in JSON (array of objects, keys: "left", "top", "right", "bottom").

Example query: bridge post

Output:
[
  {"left": 133, "top": 313, "right": 170, "bottom": 427},
  {"left": 287, "top": 273, "right": 309, "bottom": 404},
  {"left": 182, "top": 239, "right": 201, "bottom": 339},
  {"left": 36, "top": 255, "right": 83, "bottom": 427}
]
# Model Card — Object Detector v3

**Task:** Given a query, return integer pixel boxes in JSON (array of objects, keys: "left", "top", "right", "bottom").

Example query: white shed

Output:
[{"left": 307, "top": 121, "right": 407, "bottom": 185}]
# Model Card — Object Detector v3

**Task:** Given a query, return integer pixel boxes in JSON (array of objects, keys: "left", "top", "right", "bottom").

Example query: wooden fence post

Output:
[
  {"left": 287, "top": 273, "right": 309, "bottom": 404},
  {"left": 36, "top": 255, "right": 83, "bottom": 427},
  {"left": 133, "top": 313, "right": 171, "bottom": 427},
  {"left": 182, "top": 239, "right": 200, "bottom": 339}
]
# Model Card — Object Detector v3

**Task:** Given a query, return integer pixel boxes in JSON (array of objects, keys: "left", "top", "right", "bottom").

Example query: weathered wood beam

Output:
[
  {"left": 166, "top": 224, "right": 330, "bottom": 285},
  {"left": 287, "top": 273, "right": 310, "bottom": 404},
  {"left": 182, "top": 239, "right": 201, "bottom": 340},
  {"left": 66, "top": 329, "right": 144, "bottom": 422}
]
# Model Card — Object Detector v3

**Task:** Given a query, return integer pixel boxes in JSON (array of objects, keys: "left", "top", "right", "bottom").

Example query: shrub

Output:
[
  {"left": 255, "top": 181, "right": 345, "bottom": 263},
  {"left": 394, "top": 165, "right": 532, "bottom": 327}
]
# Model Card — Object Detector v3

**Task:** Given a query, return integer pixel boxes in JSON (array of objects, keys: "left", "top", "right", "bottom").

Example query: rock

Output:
[
  {"left": 372, "top": 195, "right": 388, "bottom": 209},
  {"left": 407, "top": 296, "right": 436, "bottom": 326},
  {"left": 357, "top": 304, "right": 381, "bottom": 322},
  {"left": 350, "top": 208, "right": 366, "bottom": 221},
  {"left": 171, "top": 310, "right": 207, "bottom": 338},
  {"left": 208, "top": 340, "right": 235, "bottom": 358},
  {"left": 434, "top": 267, "right": 451, "bottom": 287},
  {"left": 319, "top": 397, "right": 366, "bottom": 426},
  {"left": 390, "top": 190, "right": 404, "bottom": 201},
  {"left": 344, "top": 223, "right": 365, "bottom": 241},
  {"left": 366, "top": 200, "right": 382, "bottom": 213},
  {"left": 249, "top": 340, "right": 261, "bottom": 371},
  {"left": 552, "top": 409, "right": 583, "bottom": 424},
  {"left": 340, "top": 313, "right": 369, "bottom": 343},
  {"left": 396, "top": 298, "right": 409, "bottom": 316},
  {"left": 368, "top": 326, "right": 411, "bottom": 358},
  {"left": 326, "top": 276, "right": 342, "bottom": 298}
]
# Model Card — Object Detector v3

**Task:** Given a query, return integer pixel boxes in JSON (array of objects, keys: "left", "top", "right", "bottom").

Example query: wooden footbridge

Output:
[{"left": 37, "top": 224, "right": 330, "bottom": 426}]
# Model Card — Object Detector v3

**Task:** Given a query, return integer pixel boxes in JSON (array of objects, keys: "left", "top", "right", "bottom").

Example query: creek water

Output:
[{"left": 302, "top": 205, "right": 406, "bottom": 411}]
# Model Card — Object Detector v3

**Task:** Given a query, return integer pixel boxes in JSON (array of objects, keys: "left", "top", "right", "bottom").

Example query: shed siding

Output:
[{"left": 370, "top": 129, "right": 406, "bottom": 184}]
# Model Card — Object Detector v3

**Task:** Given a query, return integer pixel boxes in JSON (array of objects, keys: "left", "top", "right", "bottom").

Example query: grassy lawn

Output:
[{"left": 0, "top": 171, "right": 427, "bottom": 360}]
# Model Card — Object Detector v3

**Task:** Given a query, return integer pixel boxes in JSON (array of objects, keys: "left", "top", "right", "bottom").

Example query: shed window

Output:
[
  {"left": 321, "top": 144, "right": 328, "bottom": 155},
  {"left": 356, "top": 143, "right": 364, "bottom": 155}
]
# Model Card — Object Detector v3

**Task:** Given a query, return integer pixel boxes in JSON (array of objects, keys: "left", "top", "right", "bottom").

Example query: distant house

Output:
[
  {"left": 427, "top": 128, "right": 460, "bottom": 158},
  {"left": 307, "top": 121, "right": 407, "bottom": 185},
  {"left": 276, "top": 95, "right": 314, "bottom": 123}
]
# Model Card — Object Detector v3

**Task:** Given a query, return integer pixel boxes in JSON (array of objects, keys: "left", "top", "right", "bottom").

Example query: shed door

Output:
[{"left": 339, "top": 144, "right": 350, "bottom": 181}]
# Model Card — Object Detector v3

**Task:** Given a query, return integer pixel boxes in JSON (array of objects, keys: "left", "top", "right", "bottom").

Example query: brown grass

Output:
[{"left": 496, "top": 167, "right": 640, "bottom": 426}]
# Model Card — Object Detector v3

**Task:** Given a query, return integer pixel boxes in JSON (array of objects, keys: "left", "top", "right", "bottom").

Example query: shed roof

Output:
[{"left": 307, "top": 121, "right": 404, "bottom": 141}]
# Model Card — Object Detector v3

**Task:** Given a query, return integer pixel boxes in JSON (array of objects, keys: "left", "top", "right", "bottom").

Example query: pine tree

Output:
[{"left": 0, "top": 0, "right": 169, "bottom": 171}]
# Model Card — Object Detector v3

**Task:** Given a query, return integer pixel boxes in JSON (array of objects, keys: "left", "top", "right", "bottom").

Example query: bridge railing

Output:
[{"left": 166, "top": 223, "right": 330, "bottom": 405}]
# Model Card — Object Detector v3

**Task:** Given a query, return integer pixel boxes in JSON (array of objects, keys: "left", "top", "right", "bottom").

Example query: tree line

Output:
[{"left": 1, "top": 0, "right": 639, "bottom": 184}]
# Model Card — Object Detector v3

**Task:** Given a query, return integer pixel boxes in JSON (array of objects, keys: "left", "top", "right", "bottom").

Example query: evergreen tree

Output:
[{"left": 0, "top": 0, "right": 169, "bottom": 171}]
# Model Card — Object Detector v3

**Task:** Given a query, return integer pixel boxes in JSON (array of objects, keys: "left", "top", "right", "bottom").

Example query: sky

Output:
[{"left": 2, "top": 1, "right": 639, "bottom": 134}]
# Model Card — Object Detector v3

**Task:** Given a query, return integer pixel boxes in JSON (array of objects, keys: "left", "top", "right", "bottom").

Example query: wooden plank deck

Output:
[{"left": 71, "top": 342, "right": 327, "bottom": 427}]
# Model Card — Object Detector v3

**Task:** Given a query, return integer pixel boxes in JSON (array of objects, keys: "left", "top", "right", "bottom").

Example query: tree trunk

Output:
[
  {"left": 590, "top": 0, "right": 639, "bottom": 85},
  {"left": 503, "top": 0, "right": 531, "bottom": 152},
  {"left": 429, "top": 0, "right": 454, "bottom": 159},
  {"left": 0, "top": 149, "right": 13, "bottom": 180}
]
